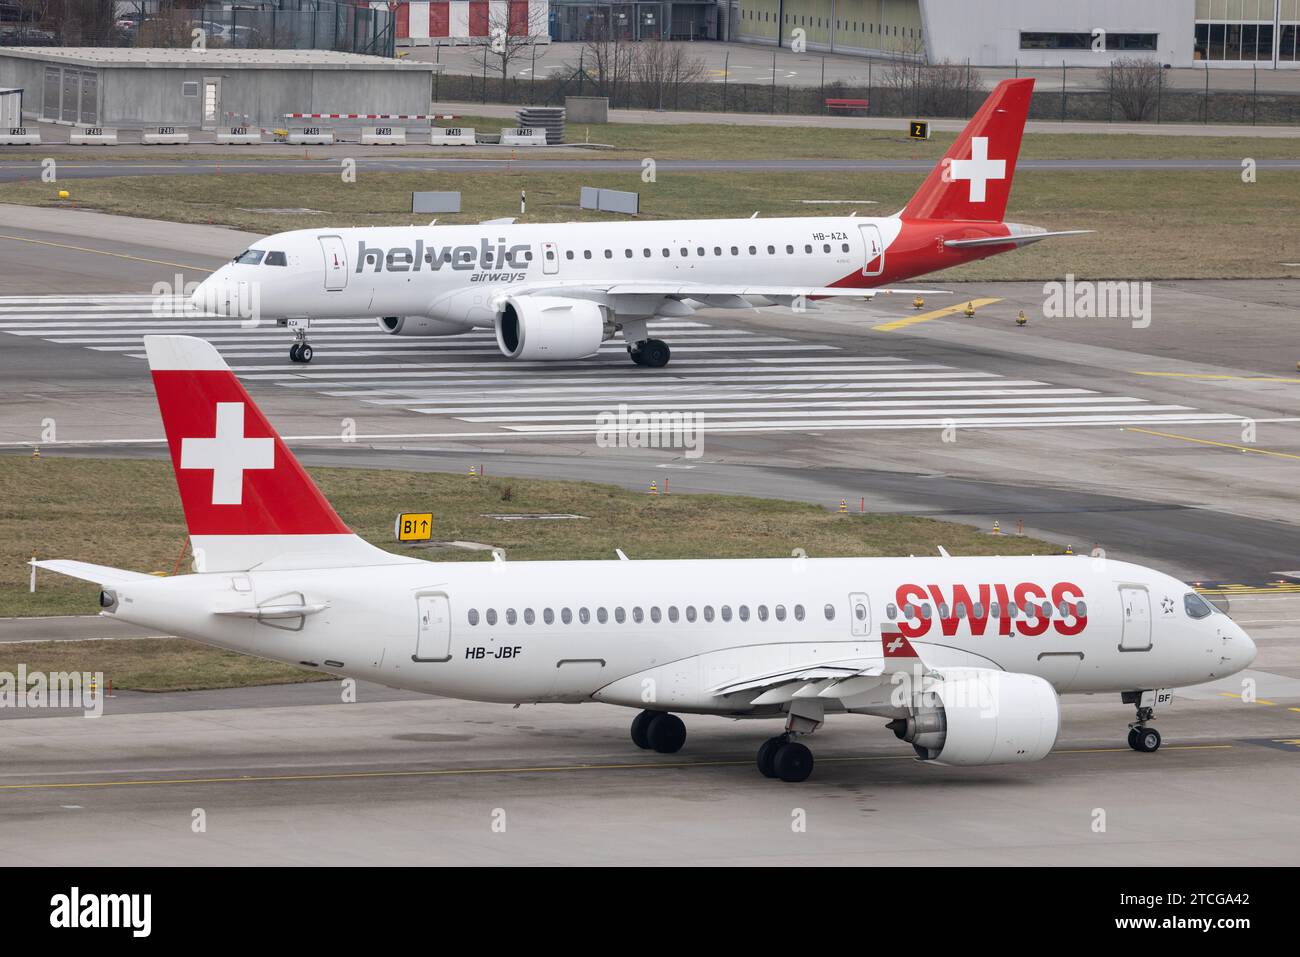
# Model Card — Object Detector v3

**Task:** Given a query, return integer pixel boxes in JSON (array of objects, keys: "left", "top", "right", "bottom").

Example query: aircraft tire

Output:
[
  {"left": 773, "top": 741, "right": 814, "bottom": 783},
  {"left": 646, "top": 712, "right": 686, "bottom": 754},
  {"left": 757, "top": 736, "right": 784, "bottom": 778},
  {"left": 630, "top": 710, "right": 655, "bottom": 750}
]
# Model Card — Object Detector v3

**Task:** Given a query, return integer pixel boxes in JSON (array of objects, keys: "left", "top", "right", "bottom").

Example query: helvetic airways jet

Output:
[
  {"left": 192, "top": 78, "right": 1087, "bottom": 368},
  {"left": 34, "top": 336, "right": 1255, "bottom": 782}
]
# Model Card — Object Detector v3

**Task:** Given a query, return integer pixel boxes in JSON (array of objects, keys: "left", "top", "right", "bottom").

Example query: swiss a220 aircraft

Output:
[
  {"left": 192, "top": 77, "right": 1088, "bottom": 368},
  {"left": 34, "top": 336, "right": 1256, "bottom": 782}
]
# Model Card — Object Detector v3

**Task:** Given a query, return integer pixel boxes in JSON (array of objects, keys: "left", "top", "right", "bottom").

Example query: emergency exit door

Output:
[
  {"left": 848, "top": 592, "right": 873, "bottom": 636},
  {"left": 414, "top": 594, "right": 452, "bottom": 662},
  {"left": 1118, "top": 586, "right": 1152, "bottom": 652}
]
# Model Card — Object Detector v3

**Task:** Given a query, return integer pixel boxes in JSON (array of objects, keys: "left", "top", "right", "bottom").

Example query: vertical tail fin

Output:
[
  {"left": 900, "top": 78, "right": 1034, "bottom": 223},
  {"left": 145, "top": 335, "right": 406, "bottom": 572}
]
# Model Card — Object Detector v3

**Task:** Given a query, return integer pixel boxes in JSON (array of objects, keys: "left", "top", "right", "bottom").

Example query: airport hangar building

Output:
[
  {"left": 733, "top": 0, "right": 1300, "bottom": 68},
  {"left": 0, "top": 47, "right": 438, "bottom": 129}
]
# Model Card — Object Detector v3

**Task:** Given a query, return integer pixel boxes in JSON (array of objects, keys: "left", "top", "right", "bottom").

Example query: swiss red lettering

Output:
[
  {"left": 1052, "top": 581, "right": 1087, "bottom": 636},
  {"left": 1013, "top": 582, "right": 1049, "bottom": 636}
]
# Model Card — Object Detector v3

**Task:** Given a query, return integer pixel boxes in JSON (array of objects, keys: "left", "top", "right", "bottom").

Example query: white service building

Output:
[{"left": 736, "top": 0, "right": 1300, "bottom": 67}]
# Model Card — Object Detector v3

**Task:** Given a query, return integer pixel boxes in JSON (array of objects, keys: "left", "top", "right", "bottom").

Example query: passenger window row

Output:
[
  {"left": 564, "top": 242, "right": 851, "bottom": 261},
  {"left": 885, "top": 600, "right": 1087, "bottom": 621},
  {"left": 466, "top": 603, "right": 816, "bottom": 627}
]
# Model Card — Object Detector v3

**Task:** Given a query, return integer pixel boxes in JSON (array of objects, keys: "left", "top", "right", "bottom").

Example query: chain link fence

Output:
[{"left": 438, "top": 45, "right": 1300, "bottom": 126}]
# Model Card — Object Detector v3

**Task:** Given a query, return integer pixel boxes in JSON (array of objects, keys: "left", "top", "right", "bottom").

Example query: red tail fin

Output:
[
  {"left": 144, "top": 336, "right": 413, "bottom": 573},
  {"left": 901, "top": 78, "right": 1033, "bottom": 223},
  {"left": 146, "top": 335, "right": 349, "bottom": 538}
]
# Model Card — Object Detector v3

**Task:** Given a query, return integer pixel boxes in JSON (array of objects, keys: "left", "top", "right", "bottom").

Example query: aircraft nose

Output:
[
  {"left": 1236, "top": 624, "right": 1258, "bottom": 670},
  {"left": 189, "top": 276, "right": 211, "bottom": 313},
  {"left": 191, "top": 270, "right": 242, "bottom": 318}
]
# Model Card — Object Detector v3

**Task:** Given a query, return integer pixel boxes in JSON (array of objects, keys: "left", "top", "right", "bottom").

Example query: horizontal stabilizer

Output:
[
  {"left": 31, "top": 559, "right": 157, "bottom": 587},
  {"left": 944, "top": 229, "right": 1093, "bottom": 249}
]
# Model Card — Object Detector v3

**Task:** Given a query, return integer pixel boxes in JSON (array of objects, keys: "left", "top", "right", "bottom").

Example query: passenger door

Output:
[
  {"left": 1118, "top": 586, "right": 1152, "bottom": 651},
  {"left": 413, "top": 593, "right": 452, "bottom": 662},
  {"left": 859, "top": 224, "right": 885, "bottom": 277},
  {"left": 319, "top": 235, "right": 348, "bottom": 291}
]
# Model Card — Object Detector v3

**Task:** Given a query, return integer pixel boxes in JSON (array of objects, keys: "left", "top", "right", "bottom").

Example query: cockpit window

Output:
[
  {"left": 234, "top": 249, "right": 264, "bottom": 265},
  {"left": 264, "top": 251, "right": 287, "bottom": 266},
  {"left": 1184, "top": 592, "right": 1215, "bottom": 620}
]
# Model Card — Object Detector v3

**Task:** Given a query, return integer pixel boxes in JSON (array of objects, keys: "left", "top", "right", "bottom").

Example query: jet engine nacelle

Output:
[
  {"left": 377, "top": 315, "right": 473, "bottom": 337},
  {"left": 495, "top": 295, "right": 611, "bottom": 361},
  {"left": 888, "top": 669, "right": 1059, "bottom": 766}
]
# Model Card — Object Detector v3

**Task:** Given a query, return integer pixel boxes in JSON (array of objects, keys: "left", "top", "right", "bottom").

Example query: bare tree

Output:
[
  {"left": 570, "top": 18, "right": 635, "bottom": 106},
  {"left": 631, "top": 40, "right": 706, "bottom": 110},
  {"left": 1106, "top": 57, "right": 1163, "bottom": 121},
  {"left": 472, "top": 2, "right": 549, "bottom": 86},
  {"left": 879, "top": 44, "right": 983, "bottom": 118}
]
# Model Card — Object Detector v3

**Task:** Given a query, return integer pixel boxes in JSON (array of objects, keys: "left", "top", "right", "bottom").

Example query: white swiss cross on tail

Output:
[
  {"left": 180, "top": 402, "right": 275, "bottom": 505},
  {"left": 948, "top": 136, "right": 1006, "bottom": 203}
]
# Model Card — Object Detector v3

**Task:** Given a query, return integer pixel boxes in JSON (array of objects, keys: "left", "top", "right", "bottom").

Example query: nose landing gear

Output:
[
  {"left": 1122, "top": 689, "right": 1168, "bottom": 753},
  {"left": 287, "top": 318, "right": 313, "bottom": 363}
]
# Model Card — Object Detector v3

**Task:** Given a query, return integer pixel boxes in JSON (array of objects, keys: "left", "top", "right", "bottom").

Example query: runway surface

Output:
[
  {"left": 1, "top": 596, "right": 1297, "bottom": 865},
  {"left": 2, "top": 278, "right": 1300, "bottom": 580},
  {"left": 3, "top": 156, "right": 1300, "bottom": 183},
  {"left": 0, "top": 294, "right": 1249, "bottom": 436}
]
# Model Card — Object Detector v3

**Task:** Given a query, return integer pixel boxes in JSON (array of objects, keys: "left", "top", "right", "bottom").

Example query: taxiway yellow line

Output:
[
  {"left": 0, "top": 744, "right": 1233, "bottom": 792},
  {"left": 872, "top": 297, "right": 1002, "bottom": 332},
  {"left": 1123, "top": 427, "right": 1300, "bottom": 461},
  {"left": 0, "top": 233, "right": 213, "bottom": 273},
  {"left": 1133, "top": 371, "right": 1300, "bottom": 385}
]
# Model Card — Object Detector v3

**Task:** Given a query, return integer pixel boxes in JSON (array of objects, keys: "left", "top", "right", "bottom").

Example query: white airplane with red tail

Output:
[
  {"left": 193, "top": 78, "right": 1088, "bottom": 368},
  {"left": 33, "top": 336, "right": 1254, "bottom": 781}
]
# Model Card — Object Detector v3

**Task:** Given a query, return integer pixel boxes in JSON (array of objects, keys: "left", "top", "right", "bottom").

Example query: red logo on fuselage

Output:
[{"left": 893, "top": 581, "right": 1086, "bottom": 640}]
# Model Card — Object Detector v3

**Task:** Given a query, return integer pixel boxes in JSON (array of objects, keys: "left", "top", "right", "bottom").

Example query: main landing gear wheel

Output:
[
  {"left": 289, "top": 342, "right": 313, "bottom": 363},
  {"left": 1130, "top": 727, "right": 1162, "bottom": 753},
  {"left": 630, "top": 710, "right": 656, "bottom": 750},
  {"left": 645, "top": 712, "right": 687, "bottom": 754},
  {"left": 629, "top": 339, "right": 671, "bottom": 368},
  {"left": 756, "top": 735, "right": 786, "bottom": 778},
  {"left": 772, "top": 741, "right": 814, "bottom": 783},
  {"left": 756, "top": 735, "right": 814, "bottom": 782}
]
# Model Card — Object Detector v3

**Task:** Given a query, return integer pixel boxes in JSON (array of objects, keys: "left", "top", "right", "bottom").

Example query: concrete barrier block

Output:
[
  {"left": 287, "top": 127, "right": 335, "bottom": 145},
  {"left": 0, "top": 126, "right": 40, "bottom": 145},
  {"left": 360, "top": 125, "right": 406, "bottom": 145},
  {"left": 430, "top": 126, "right": 476, "bottom": 146},
  {"left": 140, "top": 127, "right": 190, "bottom": 145},
  {"left": 69, "top": 126, "right": 119, "bottom": 145},
  {"left": 500, "top": 127, "right": 547, "bottom": 147},
  {"left": 215, "top": 126, "right": 262, "bottom": 145}
]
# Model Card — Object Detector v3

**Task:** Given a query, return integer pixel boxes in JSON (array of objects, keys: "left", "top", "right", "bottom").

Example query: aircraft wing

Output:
[{"left": 708, "top": 625, "right": 935, "bottom": 710}]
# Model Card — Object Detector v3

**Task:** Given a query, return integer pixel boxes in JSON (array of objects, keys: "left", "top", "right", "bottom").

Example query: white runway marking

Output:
[{"left": 0, "top": 295, "right": 1246, "bottom": 436}]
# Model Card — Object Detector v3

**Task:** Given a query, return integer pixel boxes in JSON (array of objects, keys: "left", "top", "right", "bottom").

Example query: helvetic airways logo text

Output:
[
  {"left": 49, "top": 887, "right": 151, "bottom": 937},
  {"left": 357, "top": 238, "right": 531, "bottom": 278}
]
